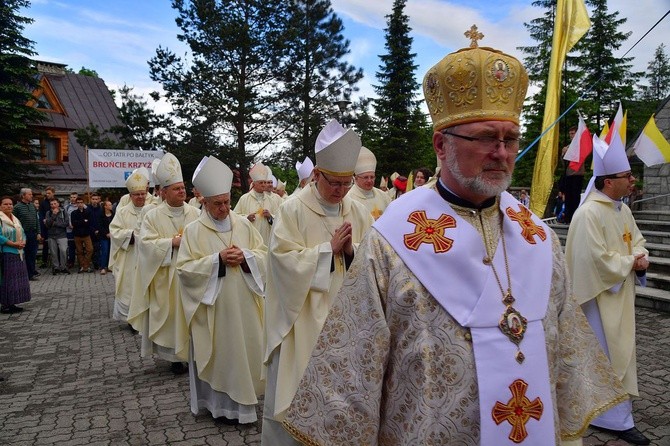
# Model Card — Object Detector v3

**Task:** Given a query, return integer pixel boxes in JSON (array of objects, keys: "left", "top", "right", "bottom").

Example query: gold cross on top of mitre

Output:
[{"left": 465, "top": 24, "right": 484, "bottom": 48}]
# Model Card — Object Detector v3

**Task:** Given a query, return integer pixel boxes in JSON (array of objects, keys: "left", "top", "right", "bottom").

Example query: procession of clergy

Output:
[{"left": 105, "top": 35, "right": 646, "bottom": 446}]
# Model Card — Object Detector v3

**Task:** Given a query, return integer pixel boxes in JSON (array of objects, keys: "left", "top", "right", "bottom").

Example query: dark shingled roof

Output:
[{"left": 37, "top": 72, "right": 122, "bottom": 183}]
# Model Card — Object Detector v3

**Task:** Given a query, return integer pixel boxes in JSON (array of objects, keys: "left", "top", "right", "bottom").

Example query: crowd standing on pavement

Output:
[{"left": 1, "top": 28, "right": 656, "bottom": 446}]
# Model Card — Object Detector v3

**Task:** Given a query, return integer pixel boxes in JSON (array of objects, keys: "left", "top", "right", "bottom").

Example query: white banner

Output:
[{"left": 87, "top": 149, "right": 164, "bottom": 188}]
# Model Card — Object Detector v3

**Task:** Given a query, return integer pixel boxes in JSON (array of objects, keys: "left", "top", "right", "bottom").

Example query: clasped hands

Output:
[
  {"left": 219, "top": 245, "right": 245, "bottom": 266},
  {"left": 633, "top": 253, "right": 649, "bottom": 271},
  {"left": 330, "top": 221, "right": 353, "bottom": 257}
]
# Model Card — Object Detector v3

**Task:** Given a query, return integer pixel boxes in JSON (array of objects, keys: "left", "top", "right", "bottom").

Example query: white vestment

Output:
[
  {"left": 177, "top": 210, "right": 266, "bottom": 422},
  {"left": 347, "top": 184, "right": 392, "bottom": 220},
  {"left": 127, "top": 202, "right": 200, "bottom": 362},
  {"left": 109, "top": 204, "right": 143, "bottom": 320},
  {"left": 233, "top": 190, "right": 282, "bottom": 245}
]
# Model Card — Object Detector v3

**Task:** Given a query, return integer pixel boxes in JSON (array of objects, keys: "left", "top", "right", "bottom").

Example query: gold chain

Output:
[{"left": 481, "top": 216, "right": 527, "bottom": 364}]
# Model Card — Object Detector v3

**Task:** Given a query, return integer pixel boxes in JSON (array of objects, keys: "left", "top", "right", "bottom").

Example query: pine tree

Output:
[
  {"left": 372, "top": 0, "right": 431, "bottom": 178},
  {"left": 148, "top": 0, "right": 290, "bottom": 186},
  {"left": 0, "top": 0, "right": 47, "bottom": 191},
  {"left": 575, "top": 0, "right": 641, "bottom": 131},
  {"left": 278, "top": 0, "right": 363, "bottom": 165},
  {"left": 640, "top": 44, "right": 670, "bottom": 102}
]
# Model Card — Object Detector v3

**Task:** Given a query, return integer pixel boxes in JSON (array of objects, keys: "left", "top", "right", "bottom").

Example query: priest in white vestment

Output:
[
  {"left": 289, "top": 156, "right": 314, "bottom": 197},
  {"left": 127, "top": 152, "right": 200, "bottom": 373},
  {"left": 283, "top": 35, "right": 626, "bottom": 446},
  {"left": 116, "top": 166, "right": 160, "bottom": 210},
  {"left": 109, "top": 171, "right": 148, "bottom": 322},
  {"left": 261, "top": 120, "right": 374, "bottom": 445},
  {"left": 233, "top": 162, "right": 282, "bottom": 245},
  {"left": 347, "top": 146, "right": 391, "bottom": 220},
  {"left": 177, "top": 156, "right": 267, "bottom": 423},
  {"left": 565, "top": 134, "right": 650, "bottom": 445}
]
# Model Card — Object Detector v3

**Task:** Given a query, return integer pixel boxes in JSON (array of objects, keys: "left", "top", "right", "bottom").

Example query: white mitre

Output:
[
  {"left": 192, "top": 156, "right": 233, "bottom": 197},
  {"left": 296, "top": 156, "right": 314, "bottom": 181},
  {"left": 150, "top": 158, "right": 162, "bottom": 185},
  {"left": 154, "top": 152, "right": 183, "bottom": 187},
  {"left": 315, "top": 119, "right": 361, "bottom": 176},
  {"left": 276, "top": 179, "right": 286, "bottom": 191},
  {"left": 125, "top": 169, "right": 150, "bottom": 193},
  {"left": 249, "top": 162, "right": 269, "bottom": 182},
  {"left": 355, "top": 146, "right": 376, "bottom": 175},
  {"left": 580, "top": 132, "right": 631, "bottom": 205}
]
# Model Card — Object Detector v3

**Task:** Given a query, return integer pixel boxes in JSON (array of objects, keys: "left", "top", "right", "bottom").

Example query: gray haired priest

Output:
[
  {"left": 177, "top": 156, "right": 266, "bottom": 424},
  {"left": 261, "top": 119, "right": 374, "bottom": 445},
  {"left": 127, "top": 152, "right": 200, "bottom": 373},
  {"left": 282, "top": 31, "right": 626, "bottom": 446}
]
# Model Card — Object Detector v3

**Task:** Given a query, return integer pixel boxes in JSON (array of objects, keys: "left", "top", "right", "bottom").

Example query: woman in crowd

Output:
[
  {"left": 0, "top": 196, "right": 31, "bottom": 314},
  {"left": 412, "top": 167, "right": 433, "bottom": 188},
  {"left": 98, "top": 200, "right": 114, "bottom": 275}
]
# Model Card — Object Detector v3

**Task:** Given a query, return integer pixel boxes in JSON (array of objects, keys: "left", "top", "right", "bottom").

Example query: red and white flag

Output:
[{"left": 562, "top": 115, "right": 592, "bottom": 171}]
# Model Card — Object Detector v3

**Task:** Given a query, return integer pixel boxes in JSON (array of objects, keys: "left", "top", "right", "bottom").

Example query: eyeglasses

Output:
[
  {"left": 355, "top": 174, "right": 375, "bottom": 181},
  {"left": 321, "top": 173, "right": 354, "bottom": 189},
  {"left": 605, "top": 172, "right": 634, "bottom": 180},
  {"left": 442, "top": 130, "right": 520, "bottom": 153}
]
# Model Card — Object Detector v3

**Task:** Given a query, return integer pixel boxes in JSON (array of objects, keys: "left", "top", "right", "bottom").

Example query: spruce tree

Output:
[
  {"left": 148, "top": 0, "right": 290, "bottom": 186},
  {"left": 575, "top": 0, "right": 641, "bottom": 131},
  {"left": 278, "top": 0, "right": 363, "bottom": 166},
  {"left": 640, "top": 44, "right": 670, "bottom": 102},
  {"left": 0, "top": 0, "right": 46, "bottom": 191},
  {"left": 372, "top": 0, "right": 431, "bottom": 178}
]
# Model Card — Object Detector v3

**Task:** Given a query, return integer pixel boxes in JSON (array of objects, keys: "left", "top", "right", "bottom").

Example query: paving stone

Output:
[{"left": 1, "top": 260, "right": 668, "bottom": 446}]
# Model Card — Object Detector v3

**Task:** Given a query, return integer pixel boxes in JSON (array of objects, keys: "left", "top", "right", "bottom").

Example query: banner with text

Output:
[{"left": 88, "top": 149, "right": 164, "bottom": 188}]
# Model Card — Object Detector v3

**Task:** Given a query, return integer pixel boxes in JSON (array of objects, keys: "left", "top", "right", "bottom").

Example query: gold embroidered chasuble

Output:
[
  {"left": 126, "top": 202, "right": 200, "bottom": 359},
  {"left": 233, "top": 190, "right": 283, "bottom": 245},
  {"left": 263, "top": 184, "right": 373, "bottom": 418},
  {"left": 283, "top": 190, "right": 627, "bottom": 445},
  {"left": 565, "top": 192, "right": 647, "bottom": 395},
  {"left": 347, "top": 184, "right": 392, "bottom": 220},
  {"left": 176, "top": 211, "right": 266, "bottom": 403}
]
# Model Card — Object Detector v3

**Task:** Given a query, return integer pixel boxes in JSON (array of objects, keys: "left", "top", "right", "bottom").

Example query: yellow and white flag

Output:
[{"left": 633, "top": 114, "right": 670, "bottom": 166}]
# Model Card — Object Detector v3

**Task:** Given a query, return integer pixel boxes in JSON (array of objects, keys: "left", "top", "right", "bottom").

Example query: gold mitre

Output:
[
  {"left": 125, "top": 168, "right": 149, "bottom": 193},
  {"left": 423, "top": 25, "right": 529, "bottom": 131}
]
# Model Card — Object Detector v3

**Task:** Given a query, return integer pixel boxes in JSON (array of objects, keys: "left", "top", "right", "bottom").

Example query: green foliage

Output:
[
  {"left": 574, "top": 0, "right": 642, "bottom": 128},
  {"left": 111, "top": 85, "right": 171, "bottom": 151},
  {"left": 639, "top": 44, "right": 670, "bottom": 102},
  {"left": 278, "top": 0, "right": 363, "bottom": 164},
  {"left": 74, "top": 123, "right": 125, "bottom": 150},
  {"left": 0, "top": 0, "right": 47, "bottom": 191},
  {"left": 149, "top": 0, "right": 291, "bottom": 188},
  {"left": 371, "top": 0, "right": 432, "bottom": 178}
]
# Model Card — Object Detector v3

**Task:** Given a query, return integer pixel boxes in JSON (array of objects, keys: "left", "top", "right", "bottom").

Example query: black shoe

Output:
[
  {"left": 29, "top": 275, "right": 39, "bottom": 281},
  {"left": 34, "top": 271, "right": 41, "bottom": 277},
  {"left": 170, "top": 362, "right": 188, "bottom": 375},
  {"left": 63, "top": 268, "right": 71, "bottom": 275},
  {"left": 52, "top": 268, "right": 59, "bottom": 275},
  {"left": 0, "top": 307, "right": 12, "bottom": 314},
  {"left": 593, "top": 426, "right": 650, "bottom": 445},
  {"left": 9, "top": 305, "right": 24, "bottom": 313},
  {"left": 78, "top": 267, "right": 85, "bottom": 273}
]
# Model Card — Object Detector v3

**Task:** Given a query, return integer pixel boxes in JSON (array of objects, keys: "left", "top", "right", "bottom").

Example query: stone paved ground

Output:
[{"left": 0, "top": 266, "right": 668, "bottom": 445}]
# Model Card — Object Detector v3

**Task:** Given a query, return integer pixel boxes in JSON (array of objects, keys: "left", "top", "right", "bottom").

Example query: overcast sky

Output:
[{"left": 24, "top": 0, "right": 670, "bottom": 114}]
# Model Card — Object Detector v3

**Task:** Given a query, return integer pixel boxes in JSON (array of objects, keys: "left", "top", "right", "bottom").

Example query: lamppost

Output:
[{"left": 334, "top": 98, "right": 356, "bottom": 127}]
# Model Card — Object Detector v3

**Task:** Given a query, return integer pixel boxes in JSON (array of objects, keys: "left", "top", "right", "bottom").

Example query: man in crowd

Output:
[
  {"left": 233, "top": 162, "right": 282, "bottom": 246},
  {"left": 561, "top": 125, "right": 585, "bottom": 223},
  {"left": 565, "top": 134, "right": 650, "bottom": 445},
  {"left": 70, "top": 197, "right": 94, "bottom": 273},
  {"left": 45, "top": 197, "right": 70, "bottom": 274},
  {"left": 13, "top": 188, "right": 40, "bottom": 280},
  {"left": 127, "top": 153, "right": 200, "bottom": 374},
  {"left": 261, "top": 119, "right": 373, "bottom": 445},
  {"left": 109, "top": 171, "right": 149, "bottom": 323},
  {"left": 347, "top": 146, "right": 391, "bottom": 220},
  {"left": 88, "top": 192, "right": 103, "bottom": 270},
  {"left": 39, "top": 186, "right": 56, "bottom": 267},
  {"left": 177, "top": 156, "right": 266, "bottom": 424},
  {"left": 282, "top": 34, "right": 626, "bottom": 446},
  {"left": 64, "top": 192, "right": 79, "bottom": 268}
]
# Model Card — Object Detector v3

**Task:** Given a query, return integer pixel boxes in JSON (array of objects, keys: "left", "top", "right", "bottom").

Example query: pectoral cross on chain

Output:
[{"left": 623, "top": 225, "right": 632, "bottom": 255}]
